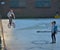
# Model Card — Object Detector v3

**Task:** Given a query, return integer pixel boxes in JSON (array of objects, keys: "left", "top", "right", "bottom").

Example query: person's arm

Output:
[
  {"left": 12, "top": 12, "right": 15, "bottom": 19},
  {"left": 13, "top": 14, "right": 15, "bottom": 19},
  {"left": 7, "top": 12, "right": 10, "bottom": 18}
]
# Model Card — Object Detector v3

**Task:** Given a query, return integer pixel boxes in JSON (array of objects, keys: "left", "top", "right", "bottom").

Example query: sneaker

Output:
[{"left": 50, "top": 42, "right": 56, "bottom": 44}]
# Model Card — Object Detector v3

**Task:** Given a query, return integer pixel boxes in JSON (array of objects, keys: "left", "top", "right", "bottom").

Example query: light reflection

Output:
[{"left": 2, "top": 20, "right": 13, "bottom": 43}]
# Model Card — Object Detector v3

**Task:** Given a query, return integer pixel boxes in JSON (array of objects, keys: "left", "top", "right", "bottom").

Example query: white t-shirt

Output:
[{"left": 7, "top": 11, "right": 15, "bottom": 18}]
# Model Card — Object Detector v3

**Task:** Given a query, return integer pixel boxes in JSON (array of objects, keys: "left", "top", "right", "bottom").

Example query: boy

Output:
[
  {"left": 51, "top": 21, "right": 58, "bottom": 43},
  {"left": 7, "top": 9, "right": 15, "bottom": 28}
]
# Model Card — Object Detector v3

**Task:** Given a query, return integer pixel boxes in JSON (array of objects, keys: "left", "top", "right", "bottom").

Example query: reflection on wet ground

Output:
[{"left": 2, "top": 19, "right": 60, "bottom": 50}]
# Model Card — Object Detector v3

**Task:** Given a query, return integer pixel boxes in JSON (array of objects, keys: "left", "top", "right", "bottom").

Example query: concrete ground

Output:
[{"left": 1, "top": 19, "right": 60, "bottom": 50}]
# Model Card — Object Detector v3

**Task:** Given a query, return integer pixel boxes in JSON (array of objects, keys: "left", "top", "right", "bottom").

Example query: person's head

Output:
[
  {"left": 10, "top": 9, "right": 13, "bottom": 12},
  {"left": 53, "top": 21, "right": 56, "bottom": 24},
  {"left": 51, "top": 21, "right": 56, "bottom": 25}
]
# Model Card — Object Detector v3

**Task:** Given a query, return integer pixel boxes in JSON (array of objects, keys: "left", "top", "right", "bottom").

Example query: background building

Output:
[{"left": 0, "top": 0, "right": 60, "bottom": 18}]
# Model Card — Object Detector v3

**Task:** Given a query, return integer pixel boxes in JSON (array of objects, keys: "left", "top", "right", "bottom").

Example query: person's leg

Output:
[
  {"left": 9, "top": 17, "right": 12, "bottom": 26},
  {"left": 12, "top": 22, "right": 15, "bottom": 28},
  {"left": 51, "top": 33, "right": 54, "bottom": 42},
  {"left": 8, "top": 17, "right": 12, "bottom": 28},
  {"left": 9, "top": 18, "right": 11, "bottom": 26},
  {"left": 8, "top": 18, "right": 11, "bottom": 28},
  {"left": 54, "top": 34, "right": 56, "bottom": 43}
]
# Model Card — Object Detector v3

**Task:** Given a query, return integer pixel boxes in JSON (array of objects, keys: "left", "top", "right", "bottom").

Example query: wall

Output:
[{"left": 1, "top": 0, "right": 60, "bottom": 18}]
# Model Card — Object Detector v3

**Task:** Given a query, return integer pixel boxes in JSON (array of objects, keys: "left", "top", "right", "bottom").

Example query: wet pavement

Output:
[{"left": 2, "top": 19, "right": 60, "bottom": 50}]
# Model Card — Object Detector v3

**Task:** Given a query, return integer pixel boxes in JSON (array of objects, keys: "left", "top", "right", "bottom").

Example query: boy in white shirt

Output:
[{"left": 7, "top": 9, "right": 15, "bottom": 28}]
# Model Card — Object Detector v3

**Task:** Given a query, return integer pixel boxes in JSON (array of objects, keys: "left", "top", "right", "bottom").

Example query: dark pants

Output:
[
  {"left": 51, "top": 32, "right": 56, "bottom": 42},
  {"left": 9, "top": 17, "right": 12, "bottom": 25}
]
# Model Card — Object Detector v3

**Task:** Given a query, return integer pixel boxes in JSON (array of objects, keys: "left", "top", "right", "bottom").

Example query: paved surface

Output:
[{"left": 2, "top": 19, "right": 60, "bottom": 50}]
